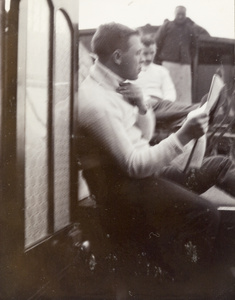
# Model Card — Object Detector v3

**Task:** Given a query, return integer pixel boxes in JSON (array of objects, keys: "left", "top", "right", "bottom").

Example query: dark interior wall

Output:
[
  {"left": 193, "top": 36, "right": 235, "bottom": 102},
  {"left": 193, "top": 64, "right": 219, "bottom": 101}
]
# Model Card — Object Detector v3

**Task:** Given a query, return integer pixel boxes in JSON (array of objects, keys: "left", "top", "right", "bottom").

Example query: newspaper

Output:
[{"left": 171, "top": 74, "right": 225, "bottom": 172}]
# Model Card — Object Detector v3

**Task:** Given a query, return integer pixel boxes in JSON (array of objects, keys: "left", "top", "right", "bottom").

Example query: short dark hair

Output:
[
  {"left": 141, "top": 36, "right": 156, "bottom": 47},
  {"left": 91, "top": 22, "right": 139, "bottom": 60}
]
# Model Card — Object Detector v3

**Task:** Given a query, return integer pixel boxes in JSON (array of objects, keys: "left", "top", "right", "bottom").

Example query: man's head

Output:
[
  {"left": 174, "top": 6, "right": 187, "bottom": 24},
  {"left": 91, "top": 22, "right": 142, "bottom": 80},
  {"left": 141, "top": 36, "right": 157, "bottom": 67}
]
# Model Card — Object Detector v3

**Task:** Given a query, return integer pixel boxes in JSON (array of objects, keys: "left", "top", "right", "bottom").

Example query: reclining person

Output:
[
  {"left": 78, "top": 22, "right": 235, "bottom": 277},
  {"left": 135, "top": 35, "right": 177, "bottom": 103},
  {"left": 133, "top": 36, "right": 198, "bottom": 130}
]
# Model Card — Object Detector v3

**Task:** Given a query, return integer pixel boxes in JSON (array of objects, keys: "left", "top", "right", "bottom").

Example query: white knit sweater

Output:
[{"left": 78, "top": 61, "right": 183, "bottom": 178}]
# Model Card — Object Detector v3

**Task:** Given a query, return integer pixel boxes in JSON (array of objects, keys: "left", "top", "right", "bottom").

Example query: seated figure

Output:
[
  {"left": 133, "top": 36, "right": 198, "bottom": 143},
  {"left": 78, "top": 22, "right": 235, "bottom": 278},
  {"left": 134, "top": 35, "right": 177, "bottom": 103}
]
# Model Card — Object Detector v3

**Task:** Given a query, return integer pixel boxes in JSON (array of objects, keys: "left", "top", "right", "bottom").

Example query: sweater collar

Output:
[{"left": 90, "top": 60, "right": 124, "bottom": 91}]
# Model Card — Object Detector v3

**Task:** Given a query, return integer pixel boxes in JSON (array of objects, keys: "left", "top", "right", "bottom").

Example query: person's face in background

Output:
[
  {"left": 174, "top": 7, "right": 187, "bottom": 24},
  {"left": 141, "top": 43, "right": 157, "bottom": 67}
]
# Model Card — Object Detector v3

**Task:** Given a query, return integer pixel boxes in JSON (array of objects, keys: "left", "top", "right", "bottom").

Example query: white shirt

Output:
[
  {"left": 79, "top": 60, "right": 183, "bottom": 178},
  {"left": 135, "top": 63, "right": 176, "bottom": 102}
]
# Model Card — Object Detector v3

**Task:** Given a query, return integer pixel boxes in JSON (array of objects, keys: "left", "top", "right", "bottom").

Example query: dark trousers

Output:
[
  {"left": 83, "top": 155, "right": 235, "bottom": 272},
  {"left": 151, "top": 99, "right": 198, "bottom": 144},
  {"left": 152, "top": 99, "right": 198, "bottom": 127},
  {"left": 161, "top": 155, "right": 235, "bottom": 197}
]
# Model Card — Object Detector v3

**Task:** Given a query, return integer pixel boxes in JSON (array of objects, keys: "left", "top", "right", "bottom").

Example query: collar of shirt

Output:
[{"left": 90, "top": 60, "right": 124, "bottom": 91}]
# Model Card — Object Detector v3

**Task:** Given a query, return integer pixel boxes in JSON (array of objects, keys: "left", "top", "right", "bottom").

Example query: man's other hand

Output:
[{"left": 176, "top": 111, "right": 209, "bottom": 146}]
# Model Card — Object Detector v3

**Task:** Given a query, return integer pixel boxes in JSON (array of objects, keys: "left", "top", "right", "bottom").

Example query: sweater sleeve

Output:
[
  {"left": 84, "top": 103, "right": 183, "bottom": 179},
  {"left": 135, "top": 109, "right": 155, "bottom": 141}
]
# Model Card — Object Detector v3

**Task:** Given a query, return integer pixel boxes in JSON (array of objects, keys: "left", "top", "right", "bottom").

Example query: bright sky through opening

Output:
[{"left": 79, "top": 0, "right": 234, "bottom": 39}]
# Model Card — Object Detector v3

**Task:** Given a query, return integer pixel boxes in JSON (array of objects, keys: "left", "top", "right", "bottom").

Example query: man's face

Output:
[
  {"left": 119, "top": 35, "right": 142, "bottom": 80},
  {"left": 175, "top": 7, "right": 186, "bottom": 24},
  {"left": 141, "top": 44, "right": 157, "bottom": 67}
]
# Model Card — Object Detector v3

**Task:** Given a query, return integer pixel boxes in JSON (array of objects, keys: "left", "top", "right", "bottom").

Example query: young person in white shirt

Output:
[
  {"left": 134, "top": 36, "right": 198, "bottom": 128},
  {"left": 136, "top": 36, "right": 177, "bottom": 102},
  {"left": 79, "top": 22, "right": 235, "bottom": 278}
]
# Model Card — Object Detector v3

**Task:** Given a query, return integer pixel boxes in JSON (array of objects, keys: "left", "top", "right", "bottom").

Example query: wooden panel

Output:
[{"left": 193, "top": 36, "right": 235, "bottom": 102}]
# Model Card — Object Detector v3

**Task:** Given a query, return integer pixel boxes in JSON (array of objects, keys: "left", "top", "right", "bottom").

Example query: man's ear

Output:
[{"left": 112, "top": 49, "right": 122, "bottom": 65}]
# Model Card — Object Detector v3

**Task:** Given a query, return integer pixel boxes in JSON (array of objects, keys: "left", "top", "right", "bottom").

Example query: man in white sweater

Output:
[{"left": 79, "top": 22, "right": 235, "bottom": 277}]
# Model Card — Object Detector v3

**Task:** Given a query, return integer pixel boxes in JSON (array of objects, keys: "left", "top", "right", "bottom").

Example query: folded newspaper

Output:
[{"left": 171, "top": 74, "right": 225, "bottom": 172}]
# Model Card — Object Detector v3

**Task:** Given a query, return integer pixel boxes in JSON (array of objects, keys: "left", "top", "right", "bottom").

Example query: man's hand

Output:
[
  {"left": 176, "top": 111, "right": 209, "bottom": 146},
  {"left": 117, "top": 82, "right": 148, "bottom": 115}
]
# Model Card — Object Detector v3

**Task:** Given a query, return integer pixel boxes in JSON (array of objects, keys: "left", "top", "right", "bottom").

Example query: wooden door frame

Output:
[{"left": 0, "top": 0, "right": 79, "bottom": 298}]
